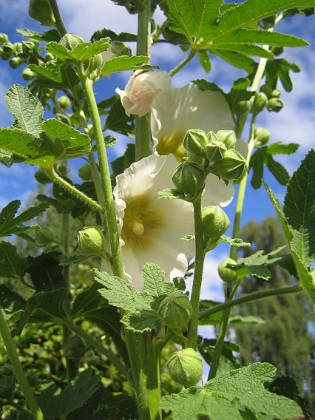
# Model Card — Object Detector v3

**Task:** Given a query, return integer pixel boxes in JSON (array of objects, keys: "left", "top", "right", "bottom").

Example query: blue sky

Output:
[{"left": 0, "top": 1, "right": 314, "bottom": 305}]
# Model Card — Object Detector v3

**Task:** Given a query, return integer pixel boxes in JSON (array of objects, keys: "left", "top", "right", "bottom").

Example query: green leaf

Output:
[
  {"left": 0, "top": 200, "right": 48, "bottom": 238},
  {"left": 26, "top": 254, "right": 67, "bottom": 292},
  {"left": 211, "top": 49, "right": 256, "bottom": 72},
  {"left": 0, "top": 285, "right": 26, "bottom": 314},
  {"left": 229, "top": 315, "right": 265, "bottom": 325},
  {"left": 233, "top": 246, "right": 286, "bottom": 280},
  {"left": 214, "top": 29, "right": 308, "bottom": 48},
  {"left": 0, "top": 128, "right": 56, "bottom": 167},
  {"left": 38, "top": 370, "right": 100, "bottom": 417},
  {"left": 197, "top": 50, "right": 211, "bottom": 73},
  {"left": 0, "top": 242, "right": 28, "bottom": 277},
  {"left": 70, "top": 38, "right": 111, "bottom": 60},
  {"left": 4, "top": 84, "right": 44, "bottom": 136},
  {"left": 210, "top": 43, "right": 274, "bottom": 59},
  {"left": 46, "top": 41, "right": 72, "bottom": 61},
  {"left": 161, "top": 363, "right": 303, "bottom": 419},
  {"left": 104, "top": 97, "right": 135, "bottom": 136},
  {"left": 101, "top": 55, "right": 148, "bottom": 75},
  {"left": 29, "top": 63, "right": 63, "bottom": 84},
  {"left": 265, "top": 155, "right": 290, "bottom": 185},
  {"left": 160, "top": 0, "right": 222, "bottom": 46},
  {"left": 111, "top": 143, "right": 135, "bottom": 177},
  {"left": 17, "top": 28, "right": 61, "bottom": 42},
  {"left": 219, "top": 236, "right": 250, "bottom": 247},
  {"left": 284, "top": 150, "right": 315, "bottom": 267},
  {"left": 250, "top": 149, "right": 265, "bottom": 189},
  {"left": 266, "top": 142, "right": 299, "bottom": 155},
  {"left": 41, "top": 119, "right": 91, "bottom": 160},
  {"left": 265, "top": 58, "right": 300, "bottom": 91}
]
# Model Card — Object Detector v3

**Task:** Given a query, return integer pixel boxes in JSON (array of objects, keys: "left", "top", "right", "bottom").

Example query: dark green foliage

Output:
[{"left": 233, "top": 216, "right": 315, "bottom": 414}]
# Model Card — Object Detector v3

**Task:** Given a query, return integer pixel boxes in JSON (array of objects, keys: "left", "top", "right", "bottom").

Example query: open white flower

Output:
[
  {"left": 151, "top": 83, "right": 234, "bottom": 158},
  {"left": 113, "top": 154, "right": 194, "bottom": 290},
  {"left": 116, "top": 70, "right": 171, "bottom": 117}
]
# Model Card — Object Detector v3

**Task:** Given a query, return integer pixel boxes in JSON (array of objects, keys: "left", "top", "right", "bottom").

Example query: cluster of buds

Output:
[
  {"left": 171, "top": 129, "right": 246, "bottom": 202},
  {"left": 0, "top": 33, "right": 40, "bottom": 80},
  {"left": 257, "top": 84, "right": 284, "bottom": 114}
]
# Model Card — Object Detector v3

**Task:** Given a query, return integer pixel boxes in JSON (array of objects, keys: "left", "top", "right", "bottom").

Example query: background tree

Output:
[{"left": 232, "top": 216, "right": 315, "bottom": 414}]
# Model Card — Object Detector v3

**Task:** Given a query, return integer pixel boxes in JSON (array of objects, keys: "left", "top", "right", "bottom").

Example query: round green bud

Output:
[
  {"left": 183, "top": 129, "right": 208, "bottom": 157},
  {"left": 60, "top": 34, "right": 84, "bottom": 51},
  {"left": 202, "top": 205, "right": 230, "bottom": 249},
  {"left": 253, "top": 92, "right": 268, "bottom": 114},
  {"left": 216, "top": 130, "right": 236, "bottom": 150},
  {"left": 234, "top": 100, "right": 252, "bottom": 116},
  {"left": 58, "top": 96, "right": 71, "bottom": 112},
  {"left": 1, "top": 42, "right": 14, "bottom": 60},
  {"left": 272, "top": 47, "right": 284, "bottom": 56},
  {"left": 77, "top": 226, "right": 105, "bottom": 255},
  {"left": 158, "top": 292, "right": 192, "bottom": 333},
  {"left": 13, "top": 42, "right": 23, "bottom": 55},
  {"left": 271, "top": 89, "right": 281, "bottom": 98},
  {"left": 78, "top": 164, "right": 92, "bottom": 181},
  {"left": 167, "top": 348, "right": 203, "bottom": 388},
  {"left": 22, "top": 67, "right": 36, "bottom": 80},
  {"left": 55, "top": 162, "right": 68, "bottom": 177},
  {"left": 259, "top": 84, "right": 273, "bottom": 98},
  {"left": 34, "top": 168, "right": 52, "bottom": 184},
  {"left": 218, "top": 258, "right": 237, "bottom": 284},
  {"left": 254, "top": 128, "right": 270, "bottom": 146},
  {"left": 85, "top": 53, "right": 104, "bottom": 81},
  {"left": 29, "top": 0, "right": 56, "bottom": 26},
  {"left": 205, "top": 131, "right": 226, "bottom": 163},
  {"left": 172, "top": 162, "right": 205, "bottom": 196},
  {"left": 9, "top": 56, "right": 24, "bottom": 69},
  {"left": 267, "top": 97, "right": 284, "bottom": 112},
  {"left": 210, "top": 149, "right": 246, "bottom": 181},
  {"left": 0, "top": 33, "right": 8, "bottom": 44},
  {"left": 63, "top": 335, "right": 86, "bottom": 360}
]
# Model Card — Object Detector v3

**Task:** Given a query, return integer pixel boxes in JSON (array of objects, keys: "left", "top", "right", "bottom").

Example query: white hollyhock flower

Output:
[
  {"left": 113, "top": 154, "right": 194, "bottom": 290},
  {"left": 151, "top": 83, "right": 234, "bottom": 158},
  {"left": 116, "top": 70, "right": 171, "bottom": 117}
]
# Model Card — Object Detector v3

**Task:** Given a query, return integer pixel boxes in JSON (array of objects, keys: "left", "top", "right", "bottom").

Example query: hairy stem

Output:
[
  {"left": 45, "top": 166, "right": 102, "bottom": 213},
  {"left": 200, "top": 283, "right": 302, "bottom": 320},
  {"left": 187, "top": 195, "right": 206, "bottom": 349},
  {"left": 48, "top": 0, "right": 67, "bottom": 37},
  {"left": 0, "top": 308, "right": 44, "bottom": 420}
]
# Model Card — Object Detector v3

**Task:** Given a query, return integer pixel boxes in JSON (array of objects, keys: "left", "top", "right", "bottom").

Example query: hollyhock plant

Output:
[
  {"left": 110, "top": 154, "right": 234, "bottom": 290},
  {"left": 116, "top": 70, "right": 171, "bottom": 117},
  {"left": 151, "top": 83, "right": 234, "bottom": 159}
]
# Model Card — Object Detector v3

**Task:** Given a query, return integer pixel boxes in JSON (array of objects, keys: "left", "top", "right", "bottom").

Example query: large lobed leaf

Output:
[{"left": 161, "top": 363, "right": 303, "bottom": 419}]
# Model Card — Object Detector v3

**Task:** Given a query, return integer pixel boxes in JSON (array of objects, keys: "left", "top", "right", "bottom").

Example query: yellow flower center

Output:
[
  {"left": 121, "top": 193, "right": 165, "bottom": 249},
  {"left": 156, "top": 131, "right": 187, "bottom": 159}
]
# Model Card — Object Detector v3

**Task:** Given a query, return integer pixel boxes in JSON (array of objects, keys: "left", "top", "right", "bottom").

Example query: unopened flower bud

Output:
[
  {"left": 172, "top": 162, "right": 205, "bottom": 196},
  {"left": 9, "top": 57, "right": 24, "bottom": 69},
  {"left": 253, "top": 92, "right": 268, "bottom": 115},
  {"left": 259, "top": 84, "right": 272, "bottom": 98},
  {"left": 0, "top": 33, "right": 8, "bottom": 44},
  {"left": 234, "top": 100, "right": 252, "bottom": 116},
  {"left": 205, "top": 131, "right": 226, "bottom": 163},
  {"left": 1, "top": 42, "right": 14, "bottom": 60},
  {"left": 167, "top": 348, "right": 203, "bottom": 387},
  {"left": 202, "top": 205, "right": 230, "bottom": 250},
  {"left": 77, "top": 226, "right": 105, "bottom": 255},
  {"left": 271, "top": 89, "right": 281, "bottom": 98},
  {"left": 29, "top": 0, "right": 56, "bottom": 26},
  {"left": 78, "top": 164, "right": 92, "bottom": 181},
  {"left": 216, "top": 130, "right": 236, "bottom": 150},
  {"left": 218, "top": 258, "right": 237, "bottom": 284},
  {"left": 183, "top": 129, "right": 208, "bottom": 157},
  {"left": 267, "top": 97, "right": 284, "bottom": 112},
  {"left": 58, "top": 96, "right": 71, "bottom": 112},
  {"left": 63, "top": 335, "right": 86, "bottom": 360},
  {"left": 34, "top": 168, "right": 52, "bottom": 184},
  {"left": 210, "top": 149, "right": 246, "bottom": 180},
  {"left": 254, "top": 128, "right": 270, "bottom": 146},
  {"left": 60, "top": 34, "right": 84, "bottom": 51},
  {"left": 158, "top": 292, "right": 192, "bottom": 333}
]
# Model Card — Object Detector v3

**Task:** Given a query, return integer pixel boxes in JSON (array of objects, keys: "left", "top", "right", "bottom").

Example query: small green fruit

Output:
[
  {"left": 218, "top": 258, "right": 237, "bottom": 284},
  {"left": 0, "top": 33, "right": 8, "bottom": 44},
  {"left": 167, "top": 348, "right": 203, "bottom": 387},
  {"left": 210, "top": 149, "right": 246, "bottom": 181},
  {"left": 216, "top": 130, "right": 236, "bottom": 150},
  {"left": 78, "top": 164, "right": 92, "bottom": 181},
  {"left": 34, "top": 168, "right": 52, "bottom": 184},
  {"left": 254, "top": 128, "right": 270, "bottom": 146},
  {"left": 253, "top": 92, "right": 268, "bottom": 114},
  {"left": 267, "top": 97, "right": 284, "bottom": 112},
  {"left": 183, "top": 129, "right": 208, "bottom": 157},
  {"left": 58, "top": 96, "right": 71, "bottom": 112},
  {"left": 22, "top": 67, "right": 36, "bottom": 80},
  {"left": 202, "top": 205, "right": 230, "bottom": 249},
  {"left": 158, "top": 292, "right": 192, "bottom": 333}
]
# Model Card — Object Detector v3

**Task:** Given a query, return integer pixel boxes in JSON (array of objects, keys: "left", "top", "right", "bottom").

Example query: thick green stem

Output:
[
  {"left": 169, "top": 49, "right": 196, "bottom": 77},
  {"left": 45, "top": 166, "right": 102, "bottom": 213},
  {"left": 0, "top": 308, "right": 44, "bottom": 420},
  {"left": 81, "top": 76, "right": 124, "bottom": 278},
  {"left": 200, "top": 283, "right": 302, "bottom": 320},
  {"left": 135, "top": 0, "right": 152, "bottom": 160},
  {"left": 48, "top": 0, "right": 67, "bottom": 37},
  {"left": 187, "top": 195, "right": 206, "bottom": 349},
  {"left": 144, "top": 333, "right": 162, "bottom": 420}
]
